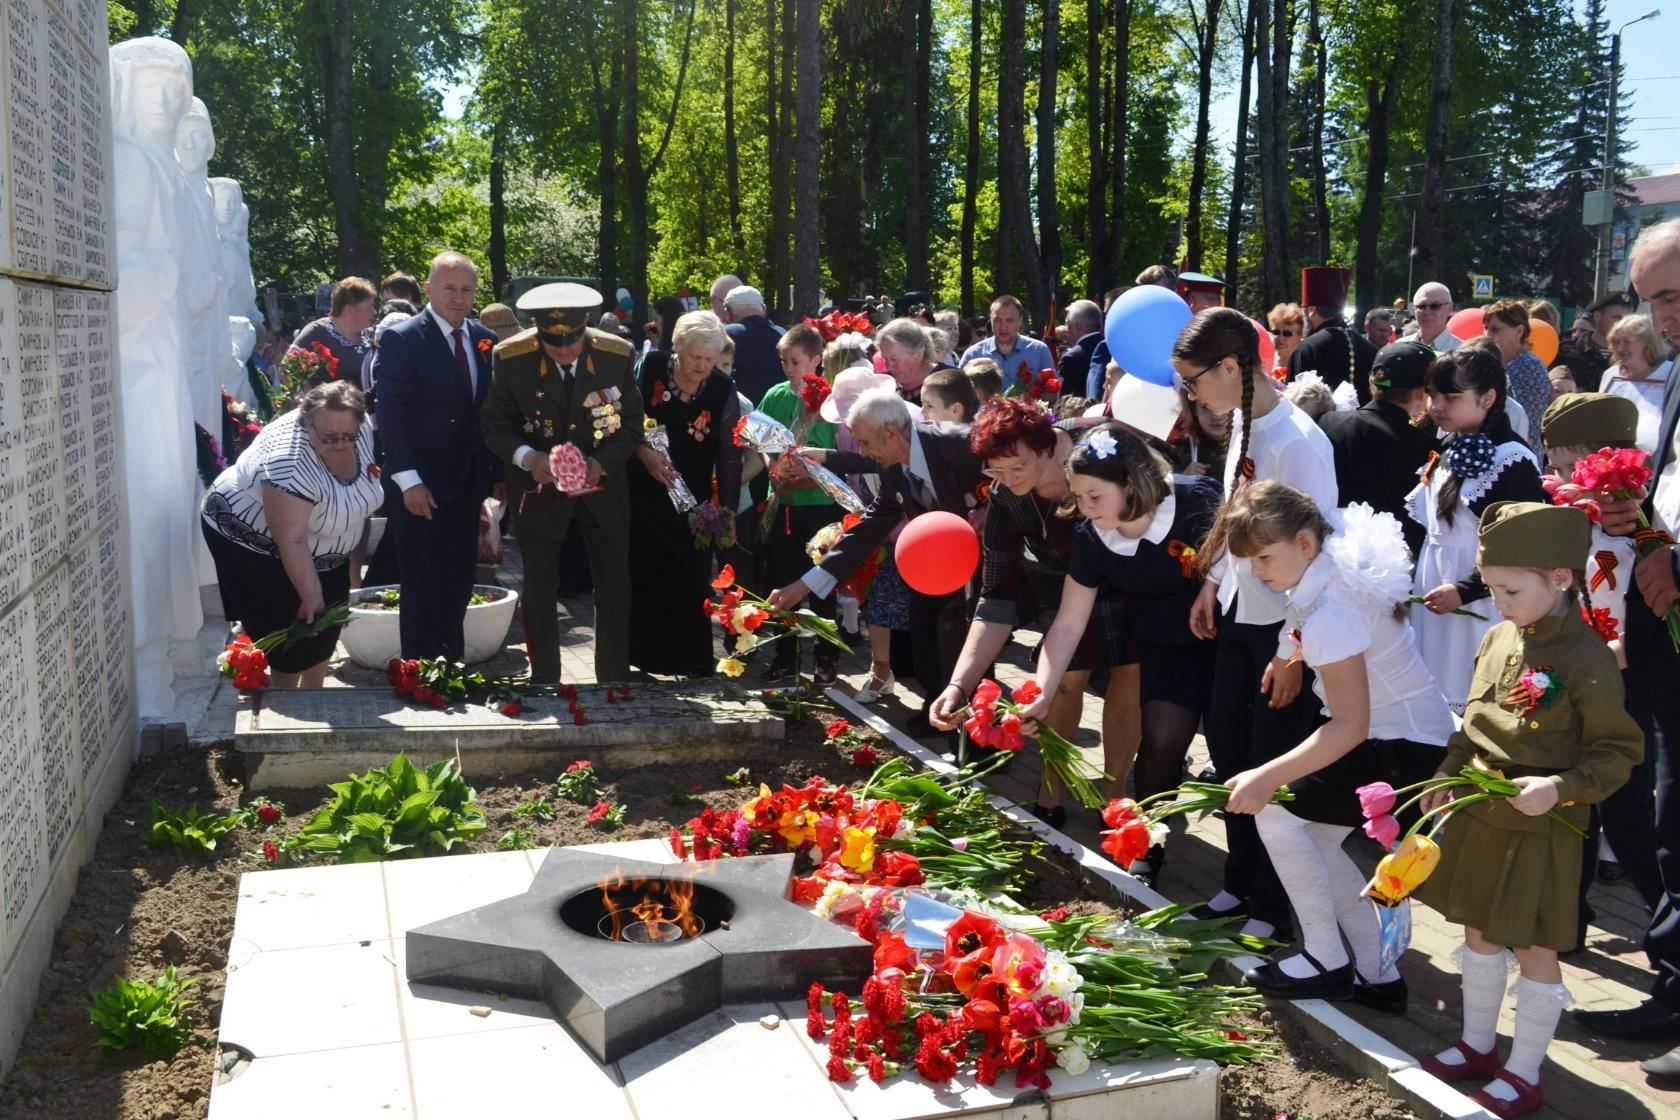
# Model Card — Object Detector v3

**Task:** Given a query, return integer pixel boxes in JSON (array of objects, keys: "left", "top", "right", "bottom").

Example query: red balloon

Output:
[
  {"left": 1447, "top": 307, "right": 1485, "bottom": 342},
  {"left": 894, "top": 511, "right": 980, "bottom": 596},
  {"left": 1251, "top": 318, "right": 1276, "bottom": 373}
]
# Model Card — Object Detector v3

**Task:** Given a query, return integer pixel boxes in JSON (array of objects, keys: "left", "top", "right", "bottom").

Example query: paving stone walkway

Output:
[{"left": 180, "top": 536, "right": 1680, "bottom": 1119}]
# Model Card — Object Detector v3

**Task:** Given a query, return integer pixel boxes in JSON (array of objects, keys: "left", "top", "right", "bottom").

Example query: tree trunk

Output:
[
  {"left": 590, "top": 10, "right": 624, "bottom": 314},
  {"left": 168, "top": 0, "right": 195, "bottom": 42},
  {"left": 769, "top": 0, "right": 795, "bottom": 315},
  {"left": 312, "top": 0, "right": 373, "bottom": 277},
  {"left": 960, "top": 0, "right": 981, "bottom": 316},
  {"left": 1307, "top": 0, "right": 1330, "bottom": 262},
  {"left": 1184, "top": 0, "right": 1222, "bottom": 271},
  {"left": 1223, "top": 0, "right": 1257, "bottom": 289},
  {"left": 725, "top": 0, "right": 745, "bottom": 260},
  {"left": 1255, "top": 0, "right": 1288, "bottom": 306},
  {"left": 792, "top": 0, "right": 821, "bottom": 314},
  {"left": 1417, "top": 0, "right": 1464, "bottom": 282},
  {"left": 917, "top": 0, "right": 933, "bottom": 286},
  {"left": 1354, "top": 42, "right": 1409, "bottom": 322},
  {"left": 1085, "top": 0, "right": 1107, "bottom": 297},
  {"left": 1036, "top": 0, "right": 1061, "bottom": 302},
  {"left": 489, "top": 120, "right": 508, "bottom": 297},
  {"left": 623, "top": 0, "right": 697, "bottom": 326},
  {"left": 361, "top": 4, "right": 398, "bottom": 265},
  {"left": 1105, "top": 0, "right": 1131, "bottom": 293},
  {"left": 902, "top": 0, "right": 926, "bottom": 291},
  {"left": 997, "top": 0, "right": 1045, "bottom": 323}
]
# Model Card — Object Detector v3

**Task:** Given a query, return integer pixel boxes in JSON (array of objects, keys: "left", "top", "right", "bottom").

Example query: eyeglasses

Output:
[
  {"left": 1415, "top": 301, "right": 1448, "bottom": 311},
  {"left": 312, "top": 430, "right": 358, "bottom": 446},
  {"left": 1275, "top": 329, "right": 1298, "bottom": 338},
  {"left": 981, "top": 460, "right": 1034, "bottom": 481},
  {"left": 1175, "top": 355, "right": 1229, "bottom": 394}
]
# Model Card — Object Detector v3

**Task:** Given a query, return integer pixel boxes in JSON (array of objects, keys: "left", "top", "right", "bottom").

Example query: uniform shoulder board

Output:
[
  {"left": 588, "top": 328, "right": 634, "bottom": 359},
  {"left": 494, "top": 327, "right": 539, "bottom": 360}
]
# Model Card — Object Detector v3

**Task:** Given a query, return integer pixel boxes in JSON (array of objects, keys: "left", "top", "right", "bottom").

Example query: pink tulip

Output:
[
  {"left": 1363, "top": 813, "right": 1401, "bottom": 849},
  {"left": 1355, "top": 781, "right": 1397, "bottom": 819}
]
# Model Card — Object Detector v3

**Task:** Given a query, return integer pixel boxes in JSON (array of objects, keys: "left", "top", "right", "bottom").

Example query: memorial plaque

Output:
[
  {"left": 85, "top": 292, "right": 115, "bottom": 527},
  {"left": 16, "top": 283, "right": 60, "bottom": 580},
  {"left": 0, "top": 596, "right": 42, "bottom": 963},
  {"left": 5, "top": 0, "right": 50, "bottom": 276},
  {"left": 55, "top": 288, "right": 90, "bottom": 546},
  {"left": 0, "top": 279, "right": 22, "bottom": 611},
  {"left": 67, "top": 539, "right": 102, "bottom": 780},
  {"left": 97, "top": 522, "right": 130, "bottom": 726},
  {"left": 75, "top": 44, "right": 109, "bottom": 285},
  {"left": 45, "top": 10, "right": 82, "bottom": 282},
  {"left": 31, "top": 566, "right": 74, "bottom": 865}
]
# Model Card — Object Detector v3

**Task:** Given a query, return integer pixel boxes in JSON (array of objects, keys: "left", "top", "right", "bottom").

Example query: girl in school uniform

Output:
[
  {"left": 1409, "top": 341, "right": 1547, "bottom": 712},
  {"left": 1173, "top": 308, "right": 1339, "bottom": 938},
  {"left": 1211, "top": 482, "right": 1455, "bottom": 1012},
  {"left": 1415, "top": 502, "right": 1642, "bottom": 1117}
]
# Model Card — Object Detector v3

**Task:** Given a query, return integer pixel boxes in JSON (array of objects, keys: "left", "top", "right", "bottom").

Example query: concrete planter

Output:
[{"left": 341, "top": 583, "right": 519, "bottom": 668}]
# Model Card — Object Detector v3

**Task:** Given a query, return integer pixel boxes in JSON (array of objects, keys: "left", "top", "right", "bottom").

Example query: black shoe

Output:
[
  {"left": 760, "top": 661, "right": 795, "bottom": 684},
  {"left": 1574, "top": 999, "right": 1680, "bottom": 1040},
  {"left": 1029, "top": 803, "right": 1069, "bottom": 830},
  {"left": 1597, "top": 860, "right": 1627, "bottom": 883},
  {"left": 1243, "top": 953, "right": 1355, "bottom": 1001},
  {"left": 1189, "top": 899, "right": 1246, "bottom": 922},
  {"left": 1126, "top": 845, "right": 1166, "bottom": 886},
  {"left": 1352, "top": 976, "right": 1409, "bottom": 1015},
  {"left": 1195, "top": 764, "right": 1219, "bottom": 783},
  {"left": 812, "top": 663, "right": 839, "bottom": 687}
]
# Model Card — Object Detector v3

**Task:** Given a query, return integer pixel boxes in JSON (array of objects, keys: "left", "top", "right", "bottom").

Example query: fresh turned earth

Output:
[{"left": 0, "top": 712, "right": 1405, "bottom": 1120}]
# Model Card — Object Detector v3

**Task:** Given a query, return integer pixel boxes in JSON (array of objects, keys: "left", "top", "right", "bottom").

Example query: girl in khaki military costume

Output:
[{"left": 1416, "top": 501, "right": 1642, "bottom": 1118}]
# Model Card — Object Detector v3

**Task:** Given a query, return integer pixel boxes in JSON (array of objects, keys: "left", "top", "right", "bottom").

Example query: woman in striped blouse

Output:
[{"left": 201, "top": 381, "right": 383, "bottom": 685}]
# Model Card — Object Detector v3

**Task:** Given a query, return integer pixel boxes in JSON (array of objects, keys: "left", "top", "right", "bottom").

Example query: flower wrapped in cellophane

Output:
[
  {"left": 642, "top": 417, "right": 697, "bottom": 511},
  {"left": 733, "top": 411, "right": 866, "bottom": 514}
]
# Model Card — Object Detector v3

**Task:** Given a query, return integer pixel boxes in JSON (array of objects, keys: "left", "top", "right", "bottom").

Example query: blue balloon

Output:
[{"left": 1103, "top": 285, "right": 1191, "bottom": 387}]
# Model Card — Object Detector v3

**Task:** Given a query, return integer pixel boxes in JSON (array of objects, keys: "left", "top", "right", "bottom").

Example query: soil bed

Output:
[{"left": 1, "top": 711, "right": 1405, "bottom": 1120}]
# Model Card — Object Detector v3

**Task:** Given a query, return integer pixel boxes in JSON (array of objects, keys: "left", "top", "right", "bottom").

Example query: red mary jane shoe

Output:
[
  {"left": 1419, "top": 1038, "right": 1501, "bottom": 1083},
  {"left": 1470, "top": 1068, "right": 1544, "bottom": 1118}
]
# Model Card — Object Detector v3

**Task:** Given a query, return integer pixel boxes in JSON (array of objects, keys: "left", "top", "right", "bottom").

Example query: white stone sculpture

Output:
[
  {"left": 176, "top": 97, "right": 228, "bottom": 437},
  {"left": 210, "top": 178, "right": 260, "bottom": 323},
  {"left": 110, "top": 36, "right": 203, "bottom": 718},
  {"left": 225, "top": 315, "right": 257, "bottom": 406}
]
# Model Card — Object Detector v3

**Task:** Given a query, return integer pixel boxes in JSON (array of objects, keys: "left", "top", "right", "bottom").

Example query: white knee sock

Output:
[
  {"left": 1306, "top": 820, "right": 1394, "bottom": 983},
  {"left": 1255, "top": 806, "right": 1349, "bottom": 976},
  {"left": 1435, "top": 945, "right": 1507, "bottom": 1065},
  {"left": 1488, "top": 976, "right": 1567, "bottom": 1095}
]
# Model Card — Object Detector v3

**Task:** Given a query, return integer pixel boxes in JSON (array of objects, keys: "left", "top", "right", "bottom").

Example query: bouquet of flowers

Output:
[
  {"left": 1093, "top": 782, "right": 1296, "bottom": 866},
  {"left": 215, "top": 604, "right": 354, "bottom": 692},
  {"left": 799, "top": 373, "right": 833, "bottom": 414},
  {"left": 688, "top": 501, "right": 736, "bottom": 550},
  {"left": 1545, "top": 447, "right": 1680, "bottom": 649},
  {"left": 272, "top": 342, "right": 340, "bottom": 412},
  {"left": 1357, "top": 762, "right": 1585, "bottom": 905},
  {"left": 1003, "top": 366, "right": 1062, "bottom": 402},
  {"left": 805, "top": 514, "right": 884, "bottom": 600},
  {"left": 804, "top": 310, "right": 875, "bottom": 343},
  {"left": 222, "top": 391, "right": 264, "bottom": 459},
  {"left": 547, "top": 441, "right": 592, "bottom": 492},
  {"left": 733, "top": 411, "right": 866, "bottom": 513},
  {"left": 959, "top": 679, "right": 1108, "bottom": 808},
  {"left": 642, "top": 417, "right": 698, "bottom": 512},
  {"left": 385, "top": 656, "right": 535, "bottom": 717},
  {"left": 705, "top": 564, "right": 851, "bottom": 677}
]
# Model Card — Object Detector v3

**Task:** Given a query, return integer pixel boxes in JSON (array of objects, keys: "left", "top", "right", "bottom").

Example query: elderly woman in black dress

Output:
[
  {"left": 200, "top": 381, "right": 384, "bottom": 686},
  {"left": 627, "top": 310, "right": 742, "bottom": 675}
]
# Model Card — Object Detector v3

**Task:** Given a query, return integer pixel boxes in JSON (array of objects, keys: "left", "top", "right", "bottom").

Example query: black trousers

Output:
[
  {"left": 392, "top": 484, "right": 480, "bottom": 661},
  {"left": 1623, "top": 598, "right": 1680, "bottom": 1006},
  {"left": 911, "top": 585, "right": 970, "bottom": 719},
  {"left": 766, "top": 504, "right": 839, "bottom": 670},
  {"left": 1203, "top": 601, "right": 1320, "bottom": 928},
  {"left": 518, "top": 505, "right": 629, "bottom": 684}
]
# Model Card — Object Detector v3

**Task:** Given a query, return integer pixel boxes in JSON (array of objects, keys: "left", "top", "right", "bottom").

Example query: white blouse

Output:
[
  {"left": 1211, "top": 395, "right": 1339, "bottom": 656},
  {"left": 201, "top": 409, "right": 382, "bottom": 568},
  {"left": 1602, "top": 360, "right": 1672, "bottom": 456}
]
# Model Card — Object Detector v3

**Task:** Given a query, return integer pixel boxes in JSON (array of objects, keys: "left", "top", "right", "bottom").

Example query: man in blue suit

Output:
[{"left": 372, "top": 250, "right": 497, "bottom": 660}]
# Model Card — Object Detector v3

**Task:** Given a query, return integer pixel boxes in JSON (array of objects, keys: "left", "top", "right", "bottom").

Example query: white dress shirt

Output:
[{"left": 393, "top": 306, "right": 478, "bottom": 492}]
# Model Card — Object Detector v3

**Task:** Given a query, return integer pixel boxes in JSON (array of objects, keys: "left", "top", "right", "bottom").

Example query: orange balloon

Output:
[{"left": 1527, "top": 319, "right": 1559, "bottom": 366}]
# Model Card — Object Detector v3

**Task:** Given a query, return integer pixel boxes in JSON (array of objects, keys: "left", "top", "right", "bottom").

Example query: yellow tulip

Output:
[
  {"left": 776, "top": 807, "right": 819, "bottom": 847},
  {"left": 1365, "top": 833, "right": 1442, "bottom": 905},
  {"left": 717, "top": 657, "right": 746, "bottom": 678},
  {"left": 839, "top": 825, "right": 877, "bottom": 872}
]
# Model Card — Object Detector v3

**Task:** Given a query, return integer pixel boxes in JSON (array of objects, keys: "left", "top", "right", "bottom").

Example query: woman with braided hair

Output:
[{"left": 1175, "top": 307, "right": 1338, "bottom": 939}]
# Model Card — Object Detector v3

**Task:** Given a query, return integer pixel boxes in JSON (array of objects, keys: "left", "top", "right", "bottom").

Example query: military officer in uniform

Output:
[
  {"left": 1286, "top": 266, "right": 1377, "bottom": 405},
  {"left": 480, "top": 283, "right": 644, "bottom": 684}
]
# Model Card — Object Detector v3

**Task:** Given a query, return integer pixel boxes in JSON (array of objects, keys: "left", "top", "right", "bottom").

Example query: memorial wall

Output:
[{"left": 0, "top": 0, "right": 137, "bottom": 1068}]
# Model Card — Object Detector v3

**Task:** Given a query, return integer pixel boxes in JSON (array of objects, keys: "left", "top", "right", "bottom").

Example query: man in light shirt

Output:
[
  {"left": 958, "top": 295, "right": 1055, "bottom": 387},
  {"left": 1407, "top": 282, "right": 1463, "bottom": 352}
]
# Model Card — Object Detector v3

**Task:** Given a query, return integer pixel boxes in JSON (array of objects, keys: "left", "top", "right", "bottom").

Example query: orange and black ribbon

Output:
[
  {"left": 1285, "top": 628, "right": 1304, "bottom": 666},
  {"left": 1590, "top": 549, "right": 1618, "bottom": 593},
  {"left": 1636, "top": 527, "right": 1676, "bottom": 551},
  {"left": 1420, "top": 450, "right": 1440, "bottom": 487},
  {"left": 1167, "top": 539, "right": 1198, "bottom": 579}
]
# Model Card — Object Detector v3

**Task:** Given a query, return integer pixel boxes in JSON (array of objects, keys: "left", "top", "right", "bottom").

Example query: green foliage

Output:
[
  {"left": 88, "top": 969, "right": 196, "bottom": 1056},
  {"left": 555, "top": 762, "right": 602, "bottom": 805},
  {"left": 512, "top": 794, "right": 556, "bottom": 822},
  {"left": 146, "top": 803, "right": 245, "bottom": 853},
  {"left": 289, "top": 755, "right": 487, "bottom": 862},
  {"left": 497, "top": 828, "right": 537, "bottom": 850}
]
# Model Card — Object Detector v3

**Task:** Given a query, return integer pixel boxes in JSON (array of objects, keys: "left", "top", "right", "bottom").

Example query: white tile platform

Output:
[{"left": 209, "top": 842, "right": 1217, "bottom": 1120}]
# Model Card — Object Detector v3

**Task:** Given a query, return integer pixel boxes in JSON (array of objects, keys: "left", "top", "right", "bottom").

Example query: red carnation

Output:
[
  {"left": 261, "top": 839, "right": 279, "bottom": 862},
  {"left": 826, "top": 1054, "right": 853, "bottom": 1082},
  {"left": 255, "top": 803, "right": 282, "bottom": 826},
  {"left": 824, "top": 718, "right": 850, "bottom": 740},
  {"left": 500, "top": 700, "right": 523, "bottom": 718},
  {"left": 851, "top": 744, "right": 879, "bottom": 769}
]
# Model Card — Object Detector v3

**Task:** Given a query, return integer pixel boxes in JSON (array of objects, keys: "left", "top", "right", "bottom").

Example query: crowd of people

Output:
[{"left": 193, "top": 219, "right": 1680, "bottom": 1117}]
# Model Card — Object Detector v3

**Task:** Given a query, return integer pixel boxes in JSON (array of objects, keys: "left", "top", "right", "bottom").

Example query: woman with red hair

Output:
[{"left": 928, "top": 397, "right": 1141, "bottom": 830}]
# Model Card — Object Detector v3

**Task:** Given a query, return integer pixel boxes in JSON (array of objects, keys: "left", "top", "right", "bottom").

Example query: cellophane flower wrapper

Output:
[
  {"left": 643, "top": 423, "right": 698, "bottom": 511},
  {"left": 548, "top": 442, "right": 592, "bottom": 492},
  {"left": 737, "top": 411, "right": 867, "bottom": 514}
]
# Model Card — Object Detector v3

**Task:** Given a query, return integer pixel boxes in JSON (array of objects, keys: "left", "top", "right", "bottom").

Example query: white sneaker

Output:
[{"left": 855, "top": 672, "right": 896, "bottom": 703}]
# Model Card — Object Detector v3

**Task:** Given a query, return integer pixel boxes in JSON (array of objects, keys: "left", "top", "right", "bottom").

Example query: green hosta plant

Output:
[
  {"left": 88, "top": 968, "right": 196, "bottom": 1055},
  {"left": 146, "top": 803, "right": 246, "bottom": 852},
  {"left": 288, "top": 754, "right": 487, "bottom": 862}
]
